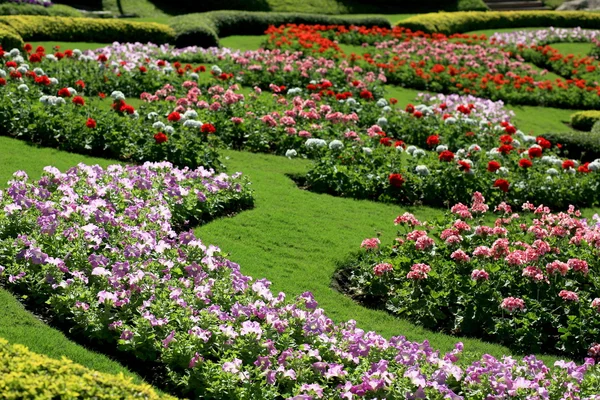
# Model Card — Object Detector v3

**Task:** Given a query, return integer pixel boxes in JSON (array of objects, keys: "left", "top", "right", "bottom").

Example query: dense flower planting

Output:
[
  {"left": 339, "top": 193, "right": 600, "bottom": 359},
  {"left": 0, "top": 165, "right": 599, "bottom": 398}
]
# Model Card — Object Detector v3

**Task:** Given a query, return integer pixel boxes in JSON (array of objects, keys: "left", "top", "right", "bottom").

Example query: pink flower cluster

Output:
[
  {"left": 407, "top": 263, "right": 431, "bottom": 280},
  {"left": 501, "top": 297, "right": 526, "bottom": 313}
]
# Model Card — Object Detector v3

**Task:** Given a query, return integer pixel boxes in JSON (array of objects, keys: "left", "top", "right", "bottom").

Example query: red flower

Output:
[
  {"left": 65, "top": 49, "right": 73, "bottom": 57},
  {"left": 157, "top": 60, "right": 166, "bottom": 67},
  {"left": 24, "top": 43, "right": 32, "bottom": 53},
  {"left": 536, "top": 137, "right": 551, "bottom": 149},
  {"left": 57, "top": 88, "right": 72, "bottom": 97},
  {"left": 389, "top": 98, "right": 398, "bottom": 105},
  {"left": 426, "top": 135, "right": 440, "bottom": 147},
  {"left": 359, "top": 89, "right": 373, "bottom": 100},
  {"left": 121, "top": 104, "right": 135, "bottom": 115},
  {"left": 86, "top": 118, "right": 96, "bottom": 129},
  {"left": 54, "top": 52, "right": 64, "bottom": 60},
  {"left": 10, "top": 70, "right": 22, "bottom": 79},
  {"left": 394, "top": 140, "right": 405, "bottom": 148},
  {"left": 72, "top": 96, "right": 85, "bottom": 106},
  {"left": 504, "top": 125, "right": 517, "bottom": 134},
  {"left": 167, "top": 111, "right": 181, "bottom": 122},
  {"left": 413, "top": 111, "right": 423, "bottom": 118},
  {"left": 487, "top": 161, "right": 501, "bottom": 172},
  {"left": 518, "top": 158, "right": 532, "bottom": 168},
  {"left": 405, "top": 104, "right": 414, "bottom": 113},
  {"left": 498, "top": 144, "right": 514, "bottom": 155},
  {"left": 439, "top": 103, "right": 447, "bottom": 110},
  {"left": 465, "top": 131, "right": 475, "bottom": 137},
  {"left": 36, "top": 46, "right": 45, "bottom": 54},
  {"left": 198, "top": 65, "right": 206, "bottom": 72},
  {"left": 6, "top": 61, "right": 17, "bottom": 69},
  {"left": 0, "top": 78, "right": 5, "bottom": 86},
  {"left": 201, "top": 123, "right": 216, "bottom": 133},
  {"left": 380, "top": 137, "right": 392, "bottom": 146},
  {"left": 98, "top": 92, "right": 106, "bottom": 99},
  {"left": 499, "top": 134, "right": 513, "bottom": 144},
  {"left": 34, "top": 76, "right": 50, "bottom": 86},
  {"left": 173, "top": 61, "right": 181, "bottom": 69},
  {"left": 528, "top": 147, "right": 542, "bottom": 158},
  {"left": 458, "top": 160, "right": 471, "bottom": 172},
  {"left": 388, "top": 173, "right": 405, "bottom": 188},
  {"left": 562, "top": 160, "right": 575, "bottom": 170},
  {"left": 29, "top": 53, "right": 42, "bottom": 63},
  {"left": 75, "top": 80, "right": 85, "bottom": 89},
  {"left": 494, "top": 179, "right": 510, "bottom": 192},
  {"left": 139, "top": 66, "right": 147, "bottom": 73},
  {"left": 154, "top": 132, "right": 168, "bottom": 144},
  {"left": 439, "top": 150, "right": 455, "bottom": 162},
  {"left": 97, "top": 54, "right": 108, "bottom": 62},
  {"left": 579, "top": 162, "right": 590, "bottom": 173}
]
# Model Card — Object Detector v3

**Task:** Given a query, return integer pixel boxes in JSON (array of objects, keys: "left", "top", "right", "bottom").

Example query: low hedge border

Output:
[
  {"left": 0, "top": 16, "right": 174, "bottom": 48},
  {"left": 571, "top": 110, "right": 600, "bottom": 131},
  {"left": 0, "top": 338, "right": 175, "bottom": 399},
  {"left": 0, "top": 3, "right": 82, "bottom": 17},
  {"left": 169, "top": 11, "right": 392, "bottom": 48},
  {"left": 398, "top": 10, "right": 600, "bottom": 34}
]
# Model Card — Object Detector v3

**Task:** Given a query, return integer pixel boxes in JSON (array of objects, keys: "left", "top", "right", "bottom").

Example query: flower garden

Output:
[{"left": 3, "top": 1, "right": 600, "bottom": 398}]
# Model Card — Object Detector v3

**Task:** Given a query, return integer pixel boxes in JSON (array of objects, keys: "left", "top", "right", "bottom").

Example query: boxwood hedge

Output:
[
  {"left": 541, "top": 130, "right": 600, "bottom": 162},
  {"left": 571, "top": 110, "right": 600, "bottom": 132},
  {"left": 0, "top": 3, "right": 82, "bottom": 17}
]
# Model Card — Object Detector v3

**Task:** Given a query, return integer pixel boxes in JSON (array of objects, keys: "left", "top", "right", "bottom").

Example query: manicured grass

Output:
[
  {"left": 551, "top": 42, "right": 595, "bottom": 57},
  {"left": 220, "top": 36, "right": 266, "bottom": 51}
]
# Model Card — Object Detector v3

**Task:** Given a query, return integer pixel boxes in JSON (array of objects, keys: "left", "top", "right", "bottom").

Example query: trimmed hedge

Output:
[
  {"left": 0, "top": 338, "right": 176, "bottom": 399},
  {"left": 541, "top": 130, "right": 600, "bottom": 162},
  {"left": 0, "top": 16, "right": 174, "bottom": 47},
  {"left": 170, "top": 11, "right": 392, "bottom": 47},
  {"left": 571, "top": 110, "right": 600, "bottom": 131},
  {"left": 0, "top": 3, "right": 82, "bottom": 17},
  {"left": 0, "top": 23, "right": 23, "bottom": 49},
  {"left": 398, "top": 11, "right": 600, "bottom": 34}
]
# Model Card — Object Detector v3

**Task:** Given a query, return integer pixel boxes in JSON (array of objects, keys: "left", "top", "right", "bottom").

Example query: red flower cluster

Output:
[
  {"left": 154, "top": 132, "right": 168, "bottom": 144},
  {"left": 439, "top": 150, "right": 455, "bottom": 162},
  {"left": 388, "top": 173, "right": 405, "bottom": 188},
  {"left": 201, "top": 123, "right": 216, "bottom": 134}
]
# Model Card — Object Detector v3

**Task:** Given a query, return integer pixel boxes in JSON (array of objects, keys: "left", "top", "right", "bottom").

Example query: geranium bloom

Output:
[
  {"left": 546, "top": 260, "right": 569, "bottom": 276},
  {"left": 167, "top": 112, "right": 181, "bottom": 122},
  {"left": 592, "top": 298, "right": 600, "bottom": 312},
  {"left": 522, "top": 266, "right": 545, "bottom": 282},
  {"left": 516, "top": 158, "right": 532, "bottom": 169},
  {"left": 85, "top": 118, "right": 96, "bottom": 129},
  {"left": 471, "top": 269, "right": 489, "bottom": 281},
  {"left": 426, "top": 135, "right": 440, "bottom": 147},
  {"left": 567, "top": 259, "right": 588, "bottom": 275},
  {"left": 413, "top": 110, "right": 423, "bottom": 118},
  {"left": 407, "top": 263, "right": 431, "bottom": 280},
  {"left": 458, "top": 160, "right": 471, "bottom": 172},
  {"left": 373, "top": 263, "right": 393, "bottom": 276},
  {"left": 498, "top": 144, "right": 514, "bottom": 155},
  {"left": 394, "top": 212, "right": 420, "bottom": 226},
  {"left": 451, "top": 249, "right": 471, "bottom": 262},
  {"left": 29, "top": 53, "right": 42, "bottom": 63},
  {"left": 72, "top": 96, "right": 85, "bottom": 106},
  {"left": 439, "top": 150, "right": 455, "bottom": 162},
  {"left": 536, "top": 137, "right": 551, "bottom": 149},
  {"left": 559, "top": 290, "right": 579, "bottom": 302},
  {"left": 75, "top": 80, "right": 85, "bottom": 89},
  {"left": 360, "top": 238, "right": 380, "bottom": 250},
  {"left": 501, "top": 297, "right": 526, "bottom": 312},
  {"left": 494, "top": 179, "right": 510, "bottom": 193},
  {"left": 487, "top": 161, "right": 501, "bottom": 172},
  {"left": 388, "top": 173, "right": 405, "bottom": 188},
  {"left": 201, "top": 123, "right": 216, "bottom": 133},
  {"left": 57, "top": 88, "right": 72, "bottom": 98},
  {"left": 562, "top": 160, "right": 575, "bottom": 170},
  {"left": 154, "top": 132, "right": 168, "bottom": 144},
  {"left": 528, "top": 147, "right": 542, "bottom": 158},
  {"left": 415, "top": 235, "right": 435, "bottom": 250}
]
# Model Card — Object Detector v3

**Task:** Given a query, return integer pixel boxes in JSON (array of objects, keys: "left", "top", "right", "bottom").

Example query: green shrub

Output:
[
  {"left": 541, "top": 130, "right": 600, "bottom": 161},
  {"left": 0, "top": 3, "right": 82, "bottom": 17},
  {"left": 571, "top": 110, "right": 600, "bottom": 131},
  {"left": 0, "top": 338, "right": 176, "bottom": 399},
  {"left": 0, "top": 15, "right": 174, "bottom": 44},
  {"left": 398, "top": 11, "right": 600, "bottom": 34},
  {"left": 170, "top": 11, "right": 391, "bottom": 47},
  {"left": 0, "top": 23, "right": 23, "bottom": 49}
]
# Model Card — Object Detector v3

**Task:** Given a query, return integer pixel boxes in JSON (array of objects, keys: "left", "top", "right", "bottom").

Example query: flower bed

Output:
[
  {"left": 338, "top": 193, "right": 600, "bottom": 359},
  {"left": 0, "top": 164, "right": 599, "bottom": 398}
]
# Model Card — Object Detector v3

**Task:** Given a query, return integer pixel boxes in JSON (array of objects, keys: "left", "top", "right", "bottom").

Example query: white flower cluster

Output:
[
  {"left": 305, "top": 138, "right": 327, "bottom": 149},
  {"left": 110, "top": 91, "right": 126, "bottom": 101},
  {"left": 39, "top": 95, "right": 66, "bottom": 106}
]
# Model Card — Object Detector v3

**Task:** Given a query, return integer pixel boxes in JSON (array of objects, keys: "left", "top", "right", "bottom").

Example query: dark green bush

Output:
[
  {"left": 0, "top": 23, "right": 23, "bottom": 49},
  {"left": 0, "top": 3, "right": 82, "bottom": 17},
  {"left": 399, "top": 11, "right": 600, "bottom": 34},
  {"left": 541, "top": 131, "right": 600, "bottom": 162},
  {"left": 571, "top": 110, "right": 600, "bottom": 131},
  {"left": 170, "top": 11, "right": 391, "bottom": 47},
  {"left": 0, "top": 15, "right": 174, "bottom": 44}
]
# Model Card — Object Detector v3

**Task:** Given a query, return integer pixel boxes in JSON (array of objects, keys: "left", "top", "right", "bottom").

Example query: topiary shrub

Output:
[
  {"left": 571, "top": 110, "right": 600, "bottom": 131},
  {"left": 0, "top": 3, "right": 82, "bottom": 17}
]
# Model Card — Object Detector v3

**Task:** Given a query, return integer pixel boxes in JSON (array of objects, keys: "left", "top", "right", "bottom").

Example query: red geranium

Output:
[
  {"left": 380, "top": 137, "right": 392, "bottom": 146},
  {"left": 405, "top": 104, "right": 414, "bottom": 113},
  {"left": 518, "top": 158, "right": 532, "bottom": 168},
  {"left": 494, "top": 179, "right": 510, "bottom": 192},
  {"left": 388, "top": 173, "right": 405, "bottom": 188},
  {"left": 426, "top": 135, "right": 440, "bottom": 147},
  {"left": 55, "top": 52, "right": 64, "bottom": 60},
  {"left": 579, "top": 162, "right": 590, "bottom": 173},
  {"left": 499, "top": 134, "right": 513, "bottom": 144},
  {"left": 65, "top": 49, "right": 73, "bottom": 57},
  {"left": 498, "top": 144, "right": 514, "bottom": 155},
  {"left": 139, "top": 66, "right": 147, "bottom": 73},
  {"left": 57, "top": 88, "right": 71, "bottom": 97},
  {"left": 439, "top": 150, "right": 455, "bottom": 162},
  {"left": 0, "top": 78, "right": 6, "bottom": 86},
  {"left": 487, "top": 161, "right": 501, "bottom": 172},
  {"left": 29, "top": 53, "right": 42, "bottom": 63},
  {"left": 394, "top": 140, "right": 405, "bottom": 148},
  {"left": 154, "top": 132, "right": 168, "bottom": 144},
  {"left": 536, "top": 137, "right": 551, "bottom": 149},
  {"left": 98, "top": 92, "right": 106, "bottom": 99},
  {"left": 121, "top": 104, "right": 135, "bottom": 115},
  {"left": 6, "top": 61, "right": 17, "bottom": 69},
  {"left": 97, "top": 54, "right": 108, "bottom": 62},
  {"left": 167, "top": 111, "right": 181, "bottom": 122},
  {"left": 24, "top": 43, "right": 32, "bottom": 53},
  {"left": 75, "top": 80, "right": 85, "bottom": 89},
  {"left": 562, "top": 160, "right": 575, "bottom": 169},
  {"left": 389, "top": 98, "right": 398, "bottom": 105},
  {"left": 413, "top": 111, "right": 423, "bottom": 118},
  {"left": 458, "top": 160, "right": 471, "bottom": 172},
  {"left": 359, "top": 89, "right": 373, "bottom": 100},
  {"left": 86, "top": 118, "right": 96, "bottom": 129},
  {"left": 201, "top": 123, "right": 216, "bottom": 133},
  {"left": 528, "top": 147, "right": 542, "bottom": 158},
  {"left": 72, "top": 96, "right": 85, "bottom": 106}
]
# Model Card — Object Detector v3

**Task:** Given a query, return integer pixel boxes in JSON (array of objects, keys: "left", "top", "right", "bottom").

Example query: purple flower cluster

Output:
[{"left": 0, "top": 163, "right": 598, "bottom": 398}]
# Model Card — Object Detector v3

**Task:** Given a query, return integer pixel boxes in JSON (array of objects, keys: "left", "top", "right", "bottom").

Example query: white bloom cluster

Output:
[
  {"left": 377, "top": 117, "right": 388, "bottom": 127},
  {"left": 211, "top": 65, "right": 222, "bottom": 75},
  {"left": 362, "top": 147, "right": 373, "bottom": 155},
  {"left": 153, "top": 121, "right": 166, "bottom": 130},
  {"left": 415, "top": 165, "right": 430, "bottom": 175},
  {"left": 183, "top": 120, "right": 202, "bottom": 128},
  {"left": 164, "top": 126, "right": 175, "bottom": 134},
  {"left": 329, "top": 140, "right": 344, "bottom": 150},
  {"left": 376, "top": 98, "right": 388, "bottom": 107},
  {"left": 285, "top": 149, "right": 297, "bottom": 158},
  {"left": 287, "top": 88, "right": 303, "bottom": 95},
  {"left": 39, "top": 95, "right": 66, "bottom": 106},
  {"left": 497, "top": 167, "right": 509, "bottom": 176},
  {"left": 110, "top": 91, "right": 126, "bottom": 101},
  {"left": 406, "top": 145, "right": 417, "bottom": 155},
  {"left": 18, "top": 84, "right": 29, "bottom": 92},
  {"left": 305, "top": 138, "right": 327, "bottom": 149},
  {"left": 147, "top": 112, "right": 159, "bottom": 120},
  {"left": 436, "top": 145, "right": 448, "bottom": 153},
  {"left": 189, "top": 73, "right": 199, "bottom": 80},
  {"left": 183, "top": 110, "right": 198, "bottom": 119}
]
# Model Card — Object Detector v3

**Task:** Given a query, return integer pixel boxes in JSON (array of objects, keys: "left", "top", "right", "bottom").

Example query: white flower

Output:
[
  {"left": 164, "top": 126, "right": 175, "bottom": 134},
  {"left": 211, "top": 65, "right": 222, "bottom": 75},
  {"left": 110, "top": 91, "right": 125, "bottom": 101},
  {"left": 497, "top": 167, "right": 509, "bottom": 176},
  {"left": 444, "top": 117, "right": 457, "bottom": 125},
  {"left": 0, "top": 69, "right": 5, "bottom": 78},
  {"left": 589, "top": 160, "right": 600, "bottom": 172},
  {"left": 39, "top": 95, "right": 49, "bottom": 104},
  {"left": 395, "top": 145, "right": 404, "bottom": 152},
  {"left": 436, "top": 145, "right": 448, "bottom": 153},
  {"left": 183, "top": 120, "right": 202, "bottom": 128},
  {"left": 415, "top": 165, "right": 430, "bottom": 176},
  {"left": 468, "top": 144, "right": 481, "bottom": 152},
  {"left": 183, "top": 110, "right": 198, "bottom": 119},
  {"left": 514, "top": 181, "right": 526, "bottom": 189},
  {"left": 73, "top": 49, "right": 82, "bottom": 57},
  {"left": 152, "top": 121, "right": 166, "bottom": 130},
  {"left": 164, "top": 66, "right": 173, "bottom": 74},
  {"left": 12, "top": 56, "right": 24, "bottom": 64},
  {"left": 67, "top": 87, "right": 77, "bottom": 96},
  {"left": 17, "top": 84, "right": 28, "bottom": 92},
  {"left": 377, "top": 117, "right": 387, "bottom": 126},
  {"left": 329, "top": 140, "right": 344, "bottom": 150},
  {"left": 147, "top": 112, "right": 159, "bottom": 120},
  {"left": 523, "top": 135, "right": 536, "bottom": 143},
  {"left": 546, "top": 168, "right": 558, "bottom": 176},
  {"left": 382, "top": 106, "right": 391, "bottom": 113},
  {"left": 189, "top": 73, "right": 199, "bottom": 80},
  {"left": 17, "top": 66, "right": 27, "bottom": 74},
  {"left": 130, "top": 111, "right": 139, "bottom": 119},
  {"left": 53, "top": 97, "right": 66, "bottom": 105},
  {"left": 376, "top": 98, "right": 388, "bottom": 107},
  {"left": 456, "top": 149, "right": 467, "bottom": 158},
  {"left": 45, "top": 54, "right": 57, "bottom": 62},
  {"left": 345, "top": 98, "right": 357, "bottom": 106},
  {"left": 9, "top": 48, "right": 20, "bottom": 57},
  {"left": 565, "top": 168, "right": 576, "bottom": 174},
  {"left": 33, "top": 68, "right": 44, "bottom": 76},
  {"left": 305, "top": 138, "right": 327, "bottom": 149},
  {"left": 413, "top": 149, "right": 426, "bottom": 158},
  {"left": 287, "top": 87, "right": 302, "bottom": 95},
  {"left": 406, "top": 145, "right": 417, "bottom": 155},
  {"left": 285, "top": 149, "right": 297, "bottom": 158},
  {"left": 462, "top": 118, "right": 476, "bottom": 125},
  {"left": 362, "top": 147, "right": 373, "bottom": 155},
  {"left": 512, "top": 139, "right": 521, "bottom": 147}
]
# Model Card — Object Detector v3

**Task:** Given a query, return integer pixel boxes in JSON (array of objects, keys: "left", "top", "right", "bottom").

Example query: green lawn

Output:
[{"left": 551, "top": 42, "right": 595, "bottom": 57}]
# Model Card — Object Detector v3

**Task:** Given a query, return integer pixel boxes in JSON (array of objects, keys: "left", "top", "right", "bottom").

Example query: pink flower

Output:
[
  {"left": 453, "top": 220, "right": 471, "bottom": 232},
  {"left": 450, "top": 203, "right": 472, "bottom": 219},
  {"left": 495, "top": 202, "right": 512, "bottom": 214},
  {"left": 471, "top": 269, "right": 489, "bottom": 281},
  {"left": 546, "top": 260, "right": 569, "bottom": 276},
  {"left": 407, "top": 263, "right": 431, "bottom": 280},
  {"left": 231, "top": 117, "right": 244, "bottom": 124},
  {"left": 591, "top": 298, "right": 600, "bottom": 312},
  {"left": 394, "top": 212, "right": 421, "bottom": 226},
  {"left": 522, "top": 266, "right": 546, "bottom": 283},
  {"left": 473, "top": 246, "right": 492, "bottom": 258},
  {"left": 407, "top": 230, "right": 427, "bottom": 241},
  {"left": 415, "top": 236, "right": 435, "bottom": 250},
  {"left": 501, "top": 297, "right": 526, "bottom": 312},
  {"left": 559, "top": 290, "right": 579, "bottom": 302},
  {"left": 567, "top": 258, "right": 589, "bottom": 275},
  {"left": 445, "top": 235, "right": 463, "bottom": 245},
  {"left": 373, "top": 263, "right": 393, "bottom": 276},
  {"left": 361, "top": 238, "right": 380, "bottom": 250},
  {"left": 451, "top": 249, "right": 470, "bottom": 263}
]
